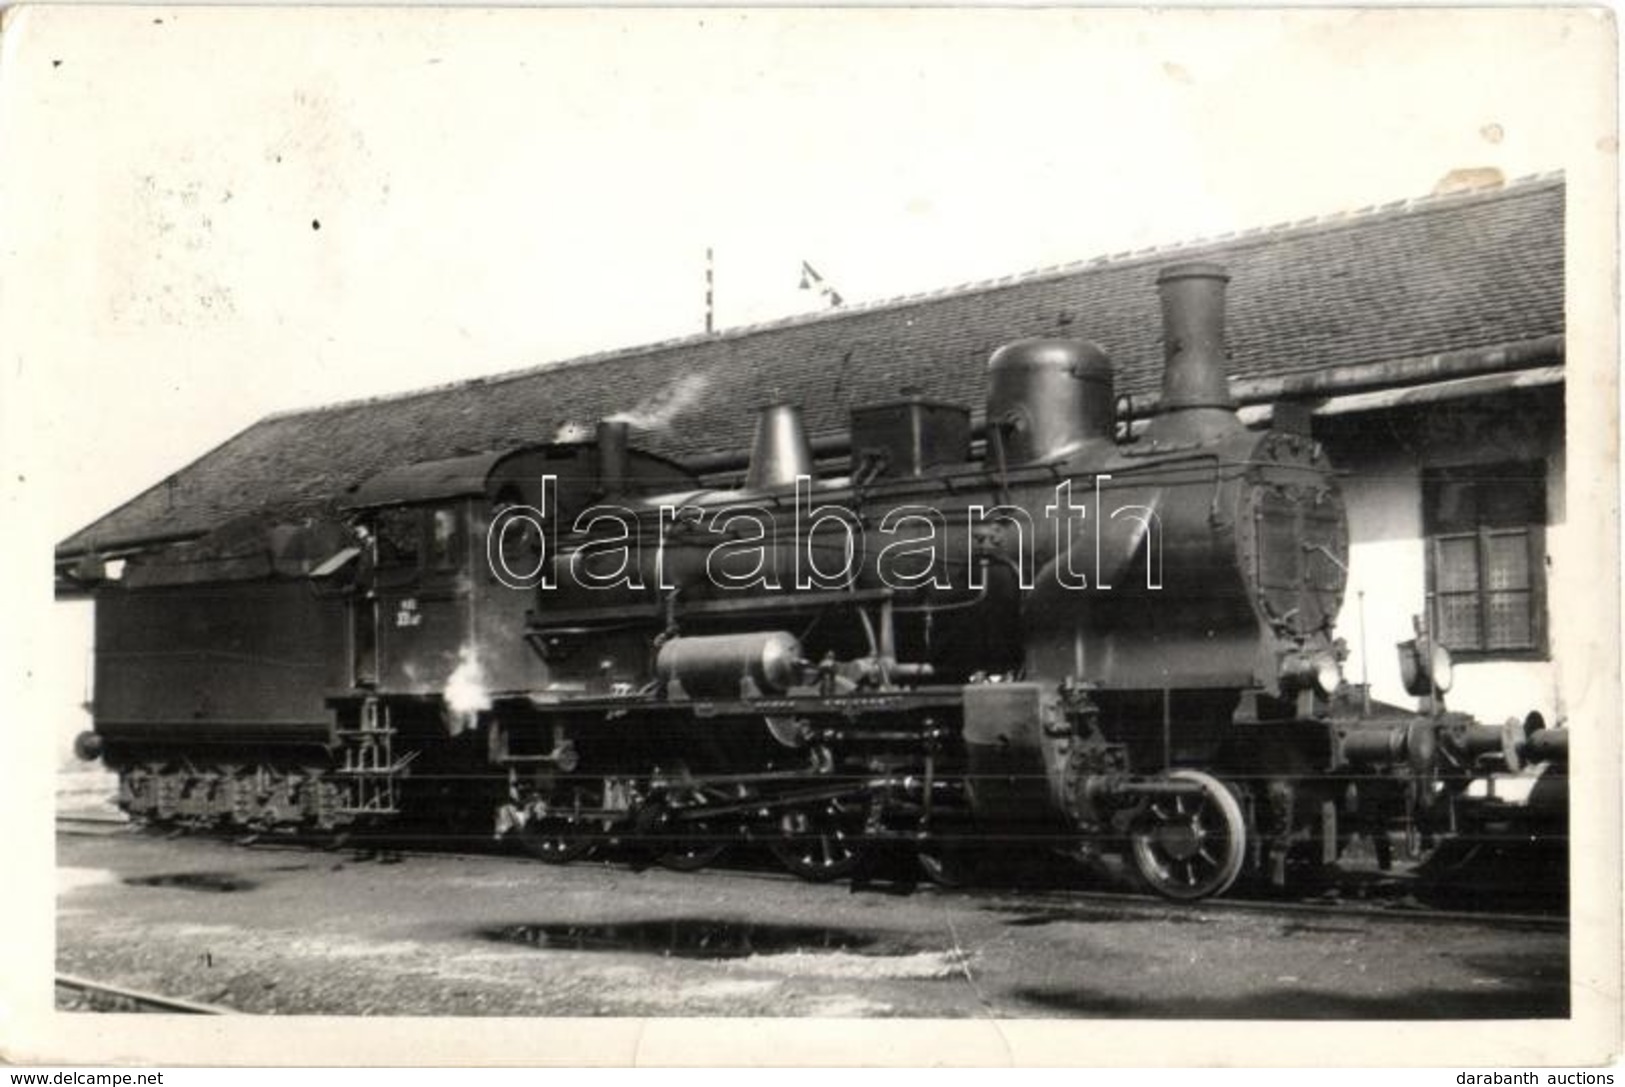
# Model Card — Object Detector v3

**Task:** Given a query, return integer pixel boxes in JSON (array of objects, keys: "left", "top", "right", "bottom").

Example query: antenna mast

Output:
[{"left": 704, "top": 247, "right": 715, "bottom": 334}]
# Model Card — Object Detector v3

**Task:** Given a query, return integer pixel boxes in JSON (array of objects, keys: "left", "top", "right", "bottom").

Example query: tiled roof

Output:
[{"left": 58, "top": 174, "right": 1564, "bottom": 558}]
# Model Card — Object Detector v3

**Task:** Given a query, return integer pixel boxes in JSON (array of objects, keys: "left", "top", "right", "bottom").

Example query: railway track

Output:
[
  {"left": 961, "top": 882, "right": 1567, "bottom": 933},
  {"left": 56, "top": 814, "right": 132, "bottom": 836},
  {"left": 59, "top": 813, "right": 1566, "bottom": 934},
  {"left": 56, "top": 973, "right": 232, "bottom": 1014}
]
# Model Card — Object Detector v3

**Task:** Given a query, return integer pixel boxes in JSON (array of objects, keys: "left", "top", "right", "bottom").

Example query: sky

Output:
[{"left": 0, "top": 6, "right": 1613, "bottom": 545}]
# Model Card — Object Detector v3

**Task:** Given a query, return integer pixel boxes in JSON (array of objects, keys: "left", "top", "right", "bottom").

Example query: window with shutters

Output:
[{"left": 1423, "top": 462, "right": 1548, "bottom": 660}]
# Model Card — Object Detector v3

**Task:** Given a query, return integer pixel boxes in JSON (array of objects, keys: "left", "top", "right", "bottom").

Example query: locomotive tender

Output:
[{"left": 81, "top": 262, "right": 1566, "bottom": 900}]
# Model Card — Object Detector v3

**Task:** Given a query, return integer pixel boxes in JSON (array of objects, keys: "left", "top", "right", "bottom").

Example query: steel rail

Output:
[
  {"left": 54, "top": 814, "right": 133, "bottom": 836},
  {"left": 56, "top": 973, "right": 232, "bottom": 1014},
  {"left": 960, "top": 884, "right": 1568, "bottom": 934}
]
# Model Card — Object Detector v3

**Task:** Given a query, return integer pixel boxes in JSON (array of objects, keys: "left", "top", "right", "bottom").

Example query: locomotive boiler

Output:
[{"left": 76, "top": 260, "right": 1568, "bottom": 901}]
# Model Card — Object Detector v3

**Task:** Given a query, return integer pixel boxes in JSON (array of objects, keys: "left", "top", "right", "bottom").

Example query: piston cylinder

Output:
[
  {"left": 656, "top": 631, "right": 805, "bottom": 698},
  {"left": 1339, "top": 721, "right": 1435, "bottom": 773},
  {"left": 1339, "top": 726, "right": 1408, "bottom": 766}
]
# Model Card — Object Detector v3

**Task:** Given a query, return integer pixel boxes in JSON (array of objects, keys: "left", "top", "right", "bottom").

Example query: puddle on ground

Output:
[
  {"left": 480, "top": 919, "right": 925, "bottom": 961},
  {"left": 124, "top": 872, "right": 257, "bottom": 893}
]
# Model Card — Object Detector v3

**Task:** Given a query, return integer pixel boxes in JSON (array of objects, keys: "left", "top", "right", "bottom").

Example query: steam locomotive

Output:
[{"left": 77, "top": 262, "right": 1567, "bottom": 900}]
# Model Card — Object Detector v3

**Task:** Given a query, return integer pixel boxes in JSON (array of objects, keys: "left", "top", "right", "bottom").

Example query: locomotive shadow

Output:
[
  {"left": 1412, "top": 839, "right": 1571, "bottom": 914},
  {"left": 1012, "top": 978, "right": 1571, "bottom": 1019}
]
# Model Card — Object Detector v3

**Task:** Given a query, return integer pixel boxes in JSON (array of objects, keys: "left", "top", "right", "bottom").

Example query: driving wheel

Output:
[
  {"left": 1127, "top": 769, "right": 1246, "bottom": 900},
  {"left": 656, "top": 829, "right": 728, "bottom": 872},
  {"left": 517, "top": 788, "right": 599, "bottom": 865},
  {"left": 769, "top": 802, "right": 865, "bottom": 882},
  {"left": 655, "top": 789, "right": 731, "bottom": 872}
]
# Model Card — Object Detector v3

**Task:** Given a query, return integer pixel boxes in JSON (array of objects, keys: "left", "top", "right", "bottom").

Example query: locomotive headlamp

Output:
[
  {"left": 1431, "top": 645, "right": 1454, "bottom": 693},
  {"left": 1312, "top": 652, "right": 1343, "bottom": 698},
  {"left": 1278, "top": 650, "right": 1342, "bottom": 696},
  {"left": 1398, "top": 637, "right": 1454, "bottom": 696}
]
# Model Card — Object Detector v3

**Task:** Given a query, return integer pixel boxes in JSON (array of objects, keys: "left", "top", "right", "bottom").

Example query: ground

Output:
[{"left": 56, "top": 828, "right": 1569, "bottom": 1019}]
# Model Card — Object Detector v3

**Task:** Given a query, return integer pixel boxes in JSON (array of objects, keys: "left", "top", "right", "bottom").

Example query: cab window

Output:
[
  {"left": 428, "top": 506, "right": 461, "bottom": 571},
  {"left": 492, "top": 499, "right": 544, "bottom": 583},
  {"left": 374, "top": 508, "right": 421, "bottom": 569}
]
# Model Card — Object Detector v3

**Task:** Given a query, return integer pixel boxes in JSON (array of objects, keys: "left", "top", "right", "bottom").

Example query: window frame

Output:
[
  {"left": 371, "top": 506, "right": 424, "bottom": 572},
  {"left": 1422, "top": 462, "right": 1550, "bottom": 662},
  {"left": 427, "top": 504, "right": 463, "bottom": 573}
]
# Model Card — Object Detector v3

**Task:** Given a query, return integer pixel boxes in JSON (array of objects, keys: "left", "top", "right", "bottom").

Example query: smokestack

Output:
[
  {"left": 744, "top": 404, "right": 814, "bottom": 490},
  {"left": 1155, "top": 262, "right": 1236, "bottom": 414},
  {"left": 596, "top": 419, "right": 631, "bottom": 496}
]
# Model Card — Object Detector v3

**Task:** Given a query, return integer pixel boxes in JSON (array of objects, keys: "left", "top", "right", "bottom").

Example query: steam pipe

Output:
[{"left": 596, "top": 419, "right": 631, "bottom": 496}]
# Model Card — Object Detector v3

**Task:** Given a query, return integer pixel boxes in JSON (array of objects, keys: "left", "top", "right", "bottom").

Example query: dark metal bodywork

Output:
[
  {"left": 850, "top": 398, "right": 972, "bottom": 480},
  {"left": 94, "top": 579, "right": 348, "bottom": 749},
  {"left": 345, "top": 441, "right": 697, "bottom": 700},
  {"left": 92, "top": 517, "right": 352, "bottom": 756}
]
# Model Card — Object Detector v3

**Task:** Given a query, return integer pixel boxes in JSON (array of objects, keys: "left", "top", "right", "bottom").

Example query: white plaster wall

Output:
[
  {"left": 1538, "top": 439, "right": 1580, "bottom": 727},
  {"left": 1333, "top": 418, "right": 1566, "bottom": 725},
  {"left": 1338, "top": 451, "right": 1429, "bottom": 710}
]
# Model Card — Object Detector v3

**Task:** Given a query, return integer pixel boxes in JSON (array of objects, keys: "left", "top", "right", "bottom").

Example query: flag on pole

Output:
[{"left": 798, "top": 260, "right": 844, "bottom": 308}]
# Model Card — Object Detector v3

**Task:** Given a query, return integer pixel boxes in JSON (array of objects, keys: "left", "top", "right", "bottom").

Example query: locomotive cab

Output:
[
  {"left": 342, "top": 436, "right": 699, "bottom": 708},
  {"left": 346, "top": 451, "right": 538, "bottom": 703}
]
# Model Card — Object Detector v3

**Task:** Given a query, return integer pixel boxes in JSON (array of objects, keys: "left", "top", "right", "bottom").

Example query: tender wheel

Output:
[
  {"left": 1128, "top": 769, "right": 1246, "bottom": 900},
  {"left": 769, "top": 804, "right": 864, "bottom": 883}
]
